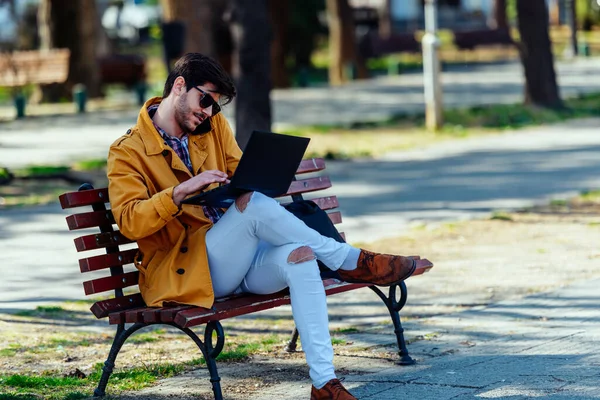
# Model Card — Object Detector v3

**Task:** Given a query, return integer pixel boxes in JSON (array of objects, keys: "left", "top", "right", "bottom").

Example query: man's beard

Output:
[{"left": 174, "top": 93, "right": 201, "bottom": 135}]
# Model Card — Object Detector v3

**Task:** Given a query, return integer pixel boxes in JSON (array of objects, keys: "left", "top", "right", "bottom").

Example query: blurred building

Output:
[
  {"left": 349, "top": 0, "right": 574, "bottom": 33},
  {"left": 350, "top": 0, "right": 494, "bottom": 32}
]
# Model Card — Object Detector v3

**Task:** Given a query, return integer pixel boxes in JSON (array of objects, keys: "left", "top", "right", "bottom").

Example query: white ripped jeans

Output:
[{"left": 205, "top": 192, "right": 352, "bottom": 388}]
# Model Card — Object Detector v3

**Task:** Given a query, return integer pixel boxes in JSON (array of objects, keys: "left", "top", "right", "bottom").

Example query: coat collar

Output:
[{"left": 138, "top": 97, "right": 213, "bottom": 157}]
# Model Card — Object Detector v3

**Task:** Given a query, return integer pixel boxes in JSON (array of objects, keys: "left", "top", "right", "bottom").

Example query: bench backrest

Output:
[
  {"left": 59, "top": 158, "right": 343, "bottom": 319},
  {"left": 0, "top": 49, "right": 70, "bottom": 87}
]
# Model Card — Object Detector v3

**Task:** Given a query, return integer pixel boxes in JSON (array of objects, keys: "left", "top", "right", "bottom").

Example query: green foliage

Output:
[
  {"left": 579, "top": 189, "right": 600, "bottom": 202},
  {"left": 550, "top": 199, "right": 568, "bottom": 207},
  {"left": 72, "top": 159, "right": 107, "bottom": 171},
  {"left": 1, "top": 375, "right": 82, "bottom": 389},
  {"left": 333, "top": 327, "right": 360, "bottom": 334},
  {"left": 0, "top": 344, "right": 23, "bottom": 357},
  {"left": 14, "top": 306, "right": 68, "bottom": 317},
  {"left": 13, "top": 166, "right": 70, "bottom": 178},
  {"left": 490, "top": 212, "right": 513, "bottom": 221}
]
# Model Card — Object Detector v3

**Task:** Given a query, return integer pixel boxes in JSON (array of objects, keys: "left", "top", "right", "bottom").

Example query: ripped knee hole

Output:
[
  {"left": 235, "top": 192, "right": 254, "bottom": 213},
  {"left": 287, "top": 246, "right": 316, "bottom": 264}
]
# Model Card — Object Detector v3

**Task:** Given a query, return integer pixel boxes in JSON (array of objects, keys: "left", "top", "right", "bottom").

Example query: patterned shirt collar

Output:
[
  {"left": 147, "top": 104, "right": 192, "bottom": 173},
  {"left": 147, "top": 104, "right": 189, "bottom": 142}
]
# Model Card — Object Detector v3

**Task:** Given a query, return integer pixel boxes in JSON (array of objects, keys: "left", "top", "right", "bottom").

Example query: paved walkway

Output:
[
  {"left": 1, "top": 58, "right": 600, "bottom": 169},
  {"left": 254, "top": 279, "right": 600, "bottom": 399},
  {"left": 2, "top": 117, "right": 600, "bottom": 308},
  {"left": 129, "top": 278, "right": 600, "bottom": 399}
]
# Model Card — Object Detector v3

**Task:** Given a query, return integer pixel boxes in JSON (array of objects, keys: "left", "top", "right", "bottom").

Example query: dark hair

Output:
[{"left": 163, "top": 53, "right": 236, "bottom": 105}]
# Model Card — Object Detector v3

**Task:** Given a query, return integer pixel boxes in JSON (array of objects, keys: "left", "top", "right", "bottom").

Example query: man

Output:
[{"left": 107, "top": 53, "right": 432, "bottom": 400}]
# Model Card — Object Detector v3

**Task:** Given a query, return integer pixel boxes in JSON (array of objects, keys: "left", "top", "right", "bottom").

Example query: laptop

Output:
[{"left": 181, "top": 130, "right": 310, "bottom": 208}]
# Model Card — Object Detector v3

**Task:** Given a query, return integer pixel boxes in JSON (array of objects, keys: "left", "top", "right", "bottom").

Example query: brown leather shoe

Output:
[
  {"left": 311, "top": 379, "right": 356, "bottom": 400},
  {"left": 338, "top": 249, "right": 420, "bottom": 286}
]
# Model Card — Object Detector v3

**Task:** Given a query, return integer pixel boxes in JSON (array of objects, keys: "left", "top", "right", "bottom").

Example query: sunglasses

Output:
[{"left": 193, "top": 86, "right": 221, "bottom": 116}]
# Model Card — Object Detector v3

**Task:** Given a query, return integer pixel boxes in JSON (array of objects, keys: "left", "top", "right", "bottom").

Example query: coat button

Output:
[
  {"left": 162, "top": 149, "right": 169, "bottom": 156},
  {"left": 180, "top": 246, "right": 188, "bottom": 253},
  {"left": 176, "top": 268, "right": 185, "bottom": 275}
]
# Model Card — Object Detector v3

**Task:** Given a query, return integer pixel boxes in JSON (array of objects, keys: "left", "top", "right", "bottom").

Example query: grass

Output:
[
  {"left": 0, "top": 362, "right": 186, "bottom": 399},
  {"left": 14, "top": 306, "right": 71, "bottom": 317},
  {"left": 549, "top": 199, "right": 568, "bottom": 207},
  {"left": 490, "top": 212, "right": 514, "bottom": 221},
  {"left": 333, "top": 327, "right": 360, "bottom": 334},
  {"left": 578, "top": 189, "right": 600, "bottom": 202}
]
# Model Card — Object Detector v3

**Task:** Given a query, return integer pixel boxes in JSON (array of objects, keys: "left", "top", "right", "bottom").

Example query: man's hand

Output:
[{"left": 173, "top": 170, "right": 230, "bottom": 206}]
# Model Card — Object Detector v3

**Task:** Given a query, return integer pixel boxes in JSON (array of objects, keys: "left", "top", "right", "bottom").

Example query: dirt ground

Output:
[{"left": 2, "top": 201, "right": 600, "bottom": 399}]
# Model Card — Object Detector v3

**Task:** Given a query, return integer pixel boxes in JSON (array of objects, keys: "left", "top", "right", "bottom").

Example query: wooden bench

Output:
[
  {"left": 0, "top": 49, "right": 70, "bottom": 88},
  {"left": 59, "top": 157, "right": 433, "bottom": 399},
  {"left": 452, "top": 28, "right": 514, "bottom": 51},
  {"left": 358, "top": 32, "right": 421, "bottom": 59}
]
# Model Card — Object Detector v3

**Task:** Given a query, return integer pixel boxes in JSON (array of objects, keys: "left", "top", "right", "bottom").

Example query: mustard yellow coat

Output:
[{"left": 107, "top": 97, "right": 242, "bottom": 308}]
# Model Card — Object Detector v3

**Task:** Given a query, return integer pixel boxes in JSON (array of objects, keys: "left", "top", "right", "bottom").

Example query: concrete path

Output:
[
  {"left": 2, "top": 117, "right": 600, "bottom": 309},
  {"left": 130, "top": 278, "right": 600, "bottom": 399},
  {"left": 257, "top": 279, "right": 600, "bottom": 399},
  {"left": 1, "top": 58, "right": 600, "bottom": 169}
]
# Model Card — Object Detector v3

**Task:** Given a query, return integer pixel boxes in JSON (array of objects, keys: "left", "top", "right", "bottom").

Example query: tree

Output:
[
  {"left": 268, "top": 0, "right": 290, "bottom": 88},
  {"left": 326, "top": 0, "right": 368, "bottom": 85},
  {"left": 379, "top": 0, "right": 393, "bottom": 38},
  {"left": 37, "top": 0, "right": 108, "bottom": 101},
  {"left": 160, "top": 0, "right": 232, "bottom": 72},
  {"left": 516, "top": 0, "right": 562, "bottom": 108},
  {"left": 490, "top": 0, "right": 508, "bottom": 30},
  {"left": 230, "top": 0, "right": 272, "bottom": 149}
]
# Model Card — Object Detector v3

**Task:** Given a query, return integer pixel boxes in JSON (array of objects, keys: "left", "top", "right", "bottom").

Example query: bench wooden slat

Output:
[
  {"left": 67, "top": 210, "right": 115, "bottom": 230},
  {"left": 175, "top": 280, "right": 368, "bottom": 328},
  {"left": 296, "top": 158, "right": 326, "bottom": 174},
  {"left": 328, "top": 211, "right": 342, "bottom": 225},
  {"left": 142, "top": 305, "right": 196, "bottom": 324},
  {"left": 125, "top": 307, "right": 156, "bottom": 323},
  {"left": 412, "top": 263, "right": 433, "bottom": 276},
  {"left": 310, "top": 196, "right": 339, "bottom": 211},
  {"left": 282, "top": 196, "right": 339, "bottom": 211},
  {"left": 286, "top": 176, "right": 331, "bottom": 196},
  {"left": 79, "top": 249, "right": 138, "bottom": 272},
  {"left": 60, "top": 188, "right": 109, "bottom": 209},
  {"left": 109, "top": 306, "right": 146, "bottom": 325},
  {"left": 83, "top": 271, "right": 139, "bottom": 295},
  {"left": 74, "top": 231, "right": 134, "bottom": 252},
  {"left": 90, "top": 293, "right": 145, "bottom": 319}
]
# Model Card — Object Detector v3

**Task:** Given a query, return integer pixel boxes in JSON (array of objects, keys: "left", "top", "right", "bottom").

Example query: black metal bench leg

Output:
[
  {"left": 94, "top": 323, "right": 147, "bottom": 397},
  {"left": 285, "top": 327, "right": 300, "bottom": 352},
  {"left": 177, "top": 321, "right": 225, "bottom": 400},
  {"left": 369, "top": 282, "right": 416, "bottom": 365}
]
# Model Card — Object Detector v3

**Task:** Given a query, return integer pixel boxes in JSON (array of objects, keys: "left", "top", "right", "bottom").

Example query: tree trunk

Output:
[
  {"left": 566, "top": 0, "right": 578, "bottom": 56},
  {"left": 230, "top": 0, "right": 272, "bottom": 150},
  {"left": 379, "top": 0, "right": 393, "bottom": 38},
  {"left": 326, "top": 0, "right": 368, "bottom": 85},
  {"left": 37, "top": 0, "right": 105, "bottom": 101},
  {"left": 516, "top": 0, "right": 562, "bottom": 108},
  {"left": 160, "top": 0, "right": 232, "bottom": 71},
  {"left": 548, "top": 0, "right": 560, "bottom": 26},
  {"left": 490, "top": 0, "right": 508, "bottom": 30},
  {"left": 268, "top": 0, "right": 290, "bottom": 88}
]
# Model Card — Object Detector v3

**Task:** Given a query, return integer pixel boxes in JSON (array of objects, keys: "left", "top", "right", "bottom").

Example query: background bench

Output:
[
  {"left": 59, "top": 157, "right": 432, "bottom": 399},
  {"left": 0, "top": 49, "right": 70, "bottom": 88},
  {"left": 452, "top": 28, "right": 514, "bottom": 50}
]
